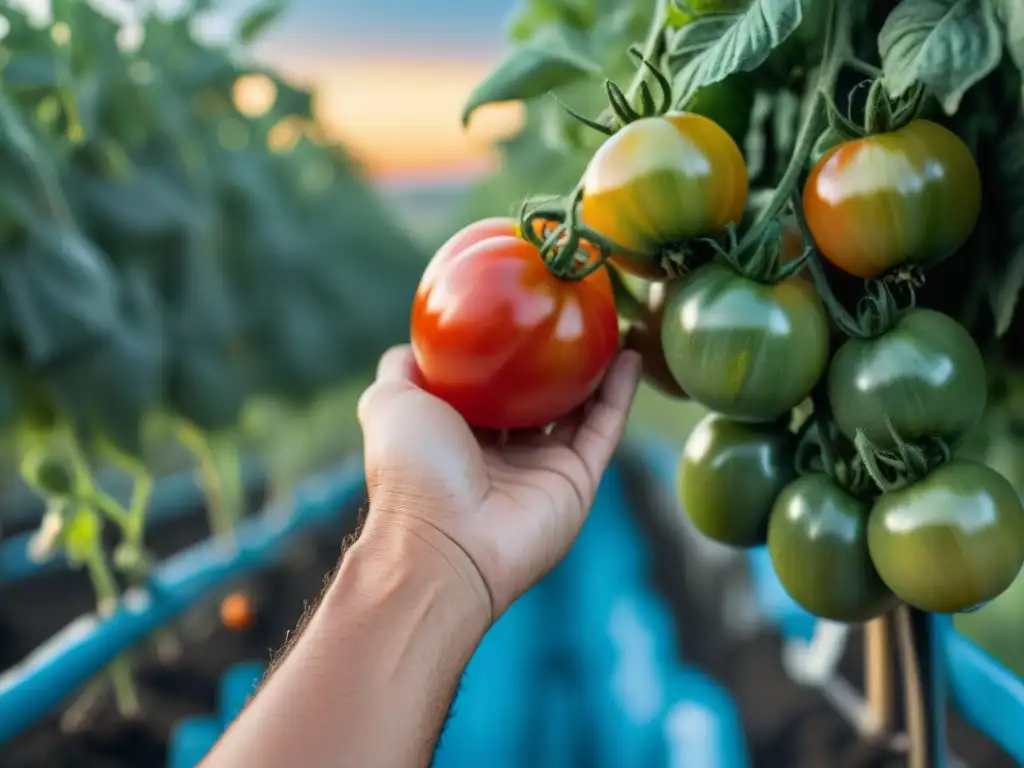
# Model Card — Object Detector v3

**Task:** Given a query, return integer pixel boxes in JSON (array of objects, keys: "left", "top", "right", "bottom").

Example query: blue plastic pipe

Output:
[{"left": 0, "top": 459, "right": 364, "bottom": 745}]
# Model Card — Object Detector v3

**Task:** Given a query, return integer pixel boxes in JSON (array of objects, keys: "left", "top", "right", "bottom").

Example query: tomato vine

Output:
[{"left": 463, "top": 0, "right": 1024, "bottom": 762}]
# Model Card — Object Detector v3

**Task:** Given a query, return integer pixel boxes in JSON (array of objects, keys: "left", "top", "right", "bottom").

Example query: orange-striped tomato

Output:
[
  {"left": 802, "top": 120, "right": 981, "bottom": 279},
  {"left": 580, "top": 112, "right": 749, "bottom": 279}
]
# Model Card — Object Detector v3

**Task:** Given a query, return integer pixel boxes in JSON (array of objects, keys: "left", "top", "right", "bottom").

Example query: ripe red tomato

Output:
[
  {"left": 802, "top": 120, "right": 981, "bottom": 278},
  {"left": 580, "top": 112, "right": 749, "bottom": 279},
  {"left": 411, "top": 218, "right": 620, "bottom": 430}
]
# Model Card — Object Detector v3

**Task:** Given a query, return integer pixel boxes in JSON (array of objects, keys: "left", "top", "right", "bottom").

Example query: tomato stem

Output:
[
  {"left": 864, "top": 79, "right": 895, "bottom": 135},
  {"left": 174, "top": 420, "right": 241, "bottom": 540},
  {"left": 854, "top": 431, "right": 900, "bottom": 494},
  {"left": 83, "top": 519, "right": 142, "bottom": 719},
  {"left": 744, "top": 0, "right": 853, "bottom": 241},
  {"left": 895, "top": 606, "right": 948, "bottom": 768}
]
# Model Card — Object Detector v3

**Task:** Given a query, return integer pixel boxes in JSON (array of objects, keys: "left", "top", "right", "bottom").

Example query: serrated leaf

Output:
[
  {"left": 239, "top": 2, "right": 284, "bottom": 44},
  {"left": 996, "top": 0, "right": 1024, "bottom": 70},
  {"left": 879, "top": 0, "right": 1004, "bottom": 114},
  {"left": 670, "top": 0, "right": 803, "bottom": 108},
  {"left": 461, "top": 29, "right": 602, "bottom": 127},
  {"left": 989, "top": 120, "right": 1024, "bottom": 336}
]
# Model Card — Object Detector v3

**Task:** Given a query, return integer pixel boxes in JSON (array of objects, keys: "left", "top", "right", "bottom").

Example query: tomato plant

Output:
[
  {"left": 868, "top": 461, "right": 1024, "bottom": 614},
  {"left": 677, "top": 413, "right": 795, "bottom": 547},
  {"left": 803, "top": 120, "right": 982, "bottom": 279},
  {"left": 661, "top": 262, "right": 829, "bottom": 422},
  {"left": 580, "top": 112, "right": 749, "bottom": 278},
  {"left": 411, "top": 218, "right": 619, "bottom": 430},
  {"left": 828, "top": 309, "right": 987, "bottom": 449},
  {"left": 460, "top": 0, "right": 1024, "bottom": 756},
  {"left": 768, "top": 474, "right": 898, "bottom": 622}
]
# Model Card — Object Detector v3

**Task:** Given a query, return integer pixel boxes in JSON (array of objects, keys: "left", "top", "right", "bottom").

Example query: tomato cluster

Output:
[{"left": 410, "top": 108, "right": 1024, "bottom": 621}]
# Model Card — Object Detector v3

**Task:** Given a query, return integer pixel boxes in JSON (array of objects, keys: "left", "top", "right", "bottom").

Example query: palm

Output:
[{"left": 359, "top": 346, "right": 641, "bottom": 618}]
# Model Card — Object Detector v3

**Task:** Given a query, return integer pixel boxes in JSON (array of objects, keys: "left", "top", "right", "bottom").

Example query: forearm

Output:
[{"left": 202, "top": 515, "right": 491, "bottom": 768}]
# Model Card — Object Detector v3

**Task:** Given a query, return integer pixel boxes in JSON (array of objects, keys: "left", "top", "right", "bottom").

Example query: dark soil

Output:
[{"left": 0, "top": 451, "right": 1018, "bottom": 767}]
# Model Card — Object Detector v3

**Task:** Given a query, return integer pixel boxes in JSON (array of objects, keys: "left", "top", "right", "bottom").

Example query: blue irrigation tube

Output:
[
  {"left": 0, "top": 460, "right": 265, "bottom": 583},
  {"left": 0, "top": 458, "right": 364, "bottom": 745}
]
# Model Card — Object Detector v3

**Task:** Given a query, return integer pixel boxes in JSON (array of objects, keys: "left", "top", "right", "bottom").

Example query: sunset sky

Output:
[
  {"left": 240, "top": 0, "right": 522, "bottom": 180},
  {"left": 18, "top": 0, "right": 520, "bottom": 179}
]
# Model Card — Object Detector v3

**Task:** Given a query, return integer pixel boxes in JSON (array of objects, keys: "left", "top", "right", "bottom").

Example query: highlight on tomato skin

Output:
[
  {"left": 580, "top": 111, "right": 749, "bottom": 279},
  {"left": 802, "top": 119, "right": 982, "bottom": 279},
  {"left": 867, "top": 460, "right": 1024, "bottom": 614},
  {"left": 410, "top": 218, "right": 620, "bottom": 431},
  {"left": 660, "top": 262, "right": 830, "bottom": 423}
]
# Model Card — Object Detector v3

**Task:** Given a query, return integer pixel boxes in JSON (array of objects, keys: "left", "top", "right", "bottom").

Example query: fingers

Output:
[
  {"left": 571, "top": 351, "right": 642, "bottom": 479},
  {"left": 376, "top": 344, "right": 417, "bottom": 383},
  {"left": 358, "top": 344, "right": 419, "bottom": 427}
]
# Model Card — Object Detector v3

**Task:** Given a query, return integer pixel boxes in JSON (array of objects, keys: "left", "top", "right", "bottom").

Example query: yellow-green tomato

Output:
[
  {"left": 768, "top": 474, "right": 898, "bottom": 622},
  {"left": 677, "top": 413, "right": 796, "bottom": 548},
  {"left": 661, "top": 262, "right": 829, "bottom": 422},
  {"left": 803, "top": 120, "right": 981, "bottom": 278},
  {"left": 868, "top": 461, "right": 1024, "bottom": 614},
  {"left": 580, "top": 112, "right": 749, "bottom": 279}
]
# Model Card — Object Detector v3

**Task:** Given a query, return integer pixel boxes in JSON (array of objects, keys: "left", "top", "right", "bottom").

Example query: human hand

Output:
[{"left": 356, "top": 345, "right": 642, "bottom": 625}]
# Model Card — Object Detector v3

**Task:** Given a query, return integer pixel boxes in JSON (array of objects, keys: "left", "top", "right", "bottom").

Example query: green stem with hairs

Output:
[{"left": 744, "top": 0, "right": 853, "bottom": 242}]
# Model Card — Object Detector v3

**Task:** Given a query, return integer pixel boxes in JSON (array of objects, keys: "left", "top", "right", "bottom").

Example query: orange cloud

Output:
[{"left": 262, "top": 53, "right": 523, "bottom": 179}]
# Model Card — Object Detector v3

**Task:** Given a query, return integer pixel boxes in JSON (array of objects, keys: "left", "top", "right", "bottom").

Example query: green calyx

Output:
[
  {"left": 854, "top": 417, "right": 953, "bottom": 495},
  {"left": 553, "top": 47, "right": 674, "bottom": 137},
  {"left": 826, "top": 78, "right": 927, "bottom": 141},
  {"left": 519, "top": 189, "right": 641, "bottom": 281},
  {"left": 793, "top": 389, "right": 874, "bottom": 499},
  {"left": 707, "top": 221, "right": 807, "bottom": 285}
]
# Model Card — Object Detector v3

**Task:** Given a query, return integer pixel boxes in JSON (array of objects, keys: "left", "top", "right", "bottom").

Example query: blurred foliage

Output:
[{"left": 0, "top": 0, "right": 423, "bottom": 474}]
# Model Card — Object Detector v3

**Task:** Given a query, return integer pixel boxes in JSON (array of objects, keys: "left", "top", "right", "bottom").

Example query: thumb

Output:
[{"left": 357, "top": 345, "right": 420, "bottom": 428}]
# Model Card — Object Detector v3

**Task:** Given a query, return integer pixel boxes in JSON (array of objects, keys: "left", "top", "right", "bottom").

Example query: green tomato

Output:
[
  {"left": 661, "top": 262, "right": 830, "bottom": 422},
  {"left": 828, "top": 309, "right": 986, "bottom": 449},
  {"left": 677, "top": 413, "right": 796, "bottom": 547},
  {"left": 768, "top": 474, "right": 898, "bottom": 622},
  {"left": 868, "top": 460, "right": 1024, "bottom": 614}
]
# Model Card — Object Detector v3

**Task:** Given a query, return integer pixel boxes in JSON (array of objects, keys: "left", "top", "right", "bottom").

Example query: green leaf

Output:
[
  {"left": 45, "top": 268, "right": 167, "bottom": 458},
  {"left": 0, "top": 225, "right": 119, "bottom": 366},
  {"left": 879, "top": 0, "right": 1004, "bottom": 114},
  {"left": 670, "top": 0, "right": 803, "bottom": 108},
  {"left": 461, "top": 28, "right": 602, "bottom": 127},
  {"left": 239, "top": 2, "right": 284, "bottom": 44},
  {"left": 989, "top": 118, "right": 1024, "bottom": 336},
  {"left": 996, "top": 0, "right": 1024, "bottom": 70}
]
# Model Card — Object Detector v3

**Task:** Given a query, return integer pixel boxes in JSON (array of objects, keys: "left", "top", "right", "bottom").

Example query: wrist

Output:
[{"left": 327, "top": 509, "right": 493, "bottom": 637}]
